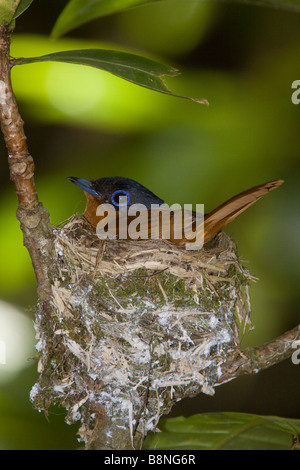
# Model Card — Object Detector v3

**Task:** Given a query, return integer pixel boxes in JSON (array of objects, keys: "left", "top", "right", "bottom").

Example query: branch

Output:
[
  {"left": 0, "top": 25, "right": 56, "bottom": 303},
  {"left": 217, "top": 325, "right": 300, "bottom": 385}
]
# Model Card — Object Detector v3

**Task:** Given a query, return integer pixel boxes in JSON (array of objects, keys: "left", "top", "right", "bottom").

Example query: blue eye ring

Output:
[{"left": 111, "top": 190, "right": 130, "bottom": 207}]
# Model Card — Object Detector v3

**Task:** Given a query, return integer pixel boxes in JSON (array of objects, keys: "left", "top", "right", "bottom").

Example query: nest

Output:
[{"left": 31, "top": 215, "right": 253, "bottom": 448}]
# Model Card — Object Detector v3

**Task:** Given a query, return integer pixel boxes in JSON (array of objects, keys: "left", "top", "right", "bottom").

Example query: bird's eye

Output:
[{"left": 111, "top": 190, "right": 130, "bottom": 207}]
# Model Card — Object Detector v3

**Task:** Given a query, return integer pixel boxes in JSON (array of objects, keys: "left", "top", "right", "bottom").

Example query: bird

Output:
[{"left": 68, "top": 176, "right": 284, "bottom": 247}]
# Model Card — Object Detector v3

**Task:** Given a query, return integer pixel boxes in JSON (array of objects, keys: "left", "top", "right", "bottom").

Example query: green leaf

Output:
[
  {"left": 51, "top": 0, "right": 300, "bottom": 38},
  {"left": 12, "top": 0, "right": 34, "bottom": 19},
  {"left": 143, "top": 412, "right": 300, "bottom": 450},
  {"left": 0, "top": 0, "right": 21, "bottom": 24},
  {"left": 13, "top": 49, "right": 208, "bottom": 104},
  {"left": 51, "top": 0, "right": 158, "bottom": 38}
]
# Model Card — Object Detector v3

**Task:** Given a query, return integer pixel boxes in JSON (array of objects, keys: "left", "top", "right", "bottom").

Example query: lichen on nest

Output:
[{"left": 31, "top": 215, "right": 253, "bottom": 447}]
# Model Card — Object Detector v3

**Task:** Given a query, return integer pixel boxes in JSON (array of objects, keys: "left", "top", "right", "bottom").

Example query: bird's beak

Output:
[{"left": 68, "top": 177, "right": 100, "bottom": 197}]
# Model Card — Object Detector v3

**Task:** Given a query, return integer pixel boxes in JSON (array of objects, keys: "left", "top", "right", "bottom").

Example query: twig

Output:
[{"left": 0, "top": 25, "right": 55, "bottom": 305}]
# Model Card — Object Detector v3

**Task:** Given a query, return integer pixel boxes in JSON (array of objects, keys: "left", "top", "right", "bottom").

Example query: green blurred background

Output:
[{"left": 0, "top": 0, "right": 299, "bottom": 449}]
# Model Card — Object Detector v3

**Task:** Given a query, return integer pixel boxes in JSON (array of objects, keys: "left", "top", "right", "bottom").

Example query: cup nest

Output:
[{"left": 31, "top": 215, "right": 253, "bottom": 446}]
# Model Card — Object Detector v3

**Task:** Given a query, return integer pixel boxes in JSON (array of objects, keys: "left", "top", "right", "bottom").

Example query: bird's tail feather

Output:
[{"left": 203, "top": 179, "right": 284, "bottom": 243}]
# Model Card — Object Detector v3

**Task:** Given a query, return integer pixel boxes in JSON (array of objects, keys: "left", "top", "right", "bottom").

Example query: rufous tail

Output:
[{"left": 204, "top": 179, "right": 284, "bottom": 243}]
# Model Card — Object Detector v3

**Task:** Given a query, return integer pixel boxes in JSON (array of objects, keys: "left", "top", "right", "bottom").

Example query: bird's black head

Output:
[{"left": 68, "top": 176, "right": 164, "bottom": 209}]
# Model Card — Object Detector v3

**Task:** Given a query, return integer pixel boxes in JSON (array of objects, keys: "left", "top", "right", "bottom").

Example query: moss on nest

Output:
[{"left": 31, "top": 215, "right": 253, "bottom": 447}]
